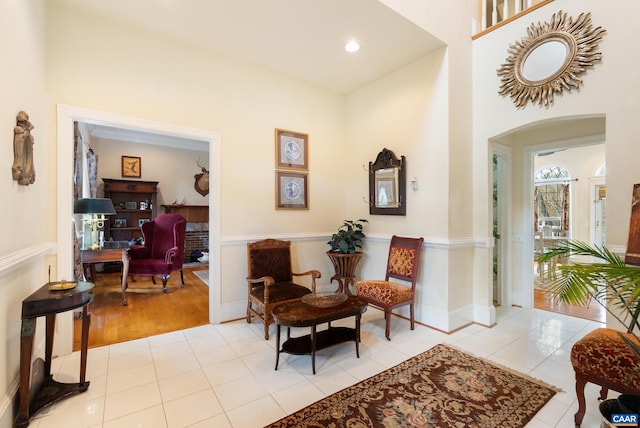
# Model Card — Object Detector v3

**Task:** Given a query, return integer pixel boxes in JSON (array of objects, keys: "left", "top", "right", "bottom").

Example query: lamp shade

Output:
[{"left": 74, "top": 198, "right": 117, "bottom": 215}]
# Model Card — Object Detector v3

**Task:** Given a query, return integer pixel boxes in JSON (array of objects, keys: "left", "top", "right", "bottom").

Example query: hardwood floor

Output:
[
  {"left": 73, "top": 265, "right": 210, "bottom": 351},
  {"left": 534, "top": 288, "right": 606, "bottom": 323},
  {"left": 531, "top": 262, "right": 606, "bottom": 323}
]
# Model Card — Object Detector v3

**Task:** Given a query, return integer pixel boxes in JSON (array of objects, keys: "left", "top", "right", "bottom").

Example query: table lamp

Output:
[{"left": 74, "top": 198, "right": 117, "bottom": 250}]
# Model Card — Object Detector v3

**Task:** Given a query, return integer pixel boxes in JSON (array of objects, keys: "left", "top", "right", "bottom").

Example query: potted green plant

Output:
[
  {"left": 538, "top": 240, "right": 640, "bottom": 335},
  {"left": 539, "top": 240, "right": 640, "bottom": 418},
  {"left": 327, "top": 219, "right": 368, "bottom": 254},
  {"left": 326, "top": 219, "right": 368, "bottom": 294}
]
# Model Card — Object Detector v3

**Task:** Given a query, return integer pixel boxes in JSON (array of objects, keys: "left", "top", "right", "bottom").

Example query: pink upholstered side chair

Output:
[
  {"left": 356, "top": 235, "right": 423, "bottom": 340},
  {"left": 127, "top": 214, "right": 187, "bottom": 295}
]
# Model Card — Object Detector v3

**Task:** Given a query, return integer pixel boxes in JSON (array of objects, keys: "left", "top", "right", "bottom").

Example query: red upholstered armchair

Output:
[{"left": 127, "top": 214, "right": 187, "bottom": 297}]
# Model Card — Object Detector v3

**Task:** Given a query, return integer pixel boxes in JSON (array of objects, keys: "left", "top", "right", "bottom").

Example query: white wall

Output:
[
  {"left": 473, "top": 0, "right": 639, "bottom": 309},
  {"left": 0, "top": 1, "right": 47, "bottom": 427},
  {"left": 346, "top": 49, "right": 462, "bottom": 329},
  {"left": 45, "top": 3, "right": 347, "bottom": 238},
  {"left": 91, "top": 138, "right": 210, "bottom": 207},
  {"left": 44, "top": 3, "right": 350, "bottom": 314},
  {"left": 378, "top": 0, "right": 480, "bottom": 329}
]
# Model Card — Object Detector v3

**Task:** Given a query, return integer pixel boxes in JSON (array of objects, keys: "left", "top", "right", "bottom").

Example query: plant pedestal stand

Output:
[{"left": 326, "top": 252, "right": 363, "bottom": 296}]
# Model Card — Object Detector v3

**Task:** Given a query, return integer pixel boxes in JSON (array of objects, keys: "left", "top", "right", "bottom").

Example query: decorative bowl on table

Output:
[
  {"left": 47, "top": 280, "right": 77, "bottom": 291},
  {"left": 301, "top": 292, "right": 348, "bottom": 308}
]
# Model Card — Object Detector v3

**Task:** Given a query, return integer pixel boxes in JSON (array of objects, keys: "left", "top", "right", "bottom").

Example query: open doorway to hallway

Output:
[
  {"left": 532, "top": 144, "right": 606, "bottom": 323},
  {"left": 490, "top": 115, "right": 606, "bottom": 326}
]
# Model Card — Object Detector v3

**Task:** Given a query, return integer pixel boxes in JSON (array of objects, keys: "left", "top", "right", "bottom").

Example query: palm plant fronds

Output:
[
  {"left": 538, "top": 240, "right": 640, "bottom": 334},
  {"left": 541, "top": 240, "right": 640, "bottom": 387}
]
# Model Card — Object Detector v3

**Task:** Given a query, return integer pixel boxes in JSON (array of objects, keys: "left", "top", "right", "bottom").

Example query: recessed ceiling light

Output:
[{"left": 344, "top": 40, "right": 360, "bottom": 53}]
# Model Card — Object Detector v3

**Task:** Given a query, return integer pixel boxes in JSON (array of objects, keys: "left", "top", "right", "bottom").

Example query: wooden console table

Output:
[
  {"left": 16, "top": 281, "right": 94, "bottom": 428},
  {"left": 272, "top": 296, "right": 367, "bottom": 374},
  {"left": 81, "top": 248, "right": 130, "bottom": 305}
]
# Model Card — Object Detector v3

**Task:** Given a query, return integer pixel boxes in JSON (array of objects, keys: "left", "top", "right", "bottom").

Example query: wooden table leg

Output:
[
  {"left": 17, "top": 319, "right": 36, "bottom": 428},
  {"left": 80, "top": 305, "right": 90, "bottom": 385},
  {"left": 355, "top": 313, "right": 361, "bottom": 358},
  {"left": 44, "top": 314, "right": 56, "bottom": 376},
  {"left": 121, "top": 249, "right": 129, "bottom": 306},
  {"left": 275, "top": 324, "right": 281, "bottom": 370},
  {"left": 311, "top": 324, "right": 317, "bottom": 375}
]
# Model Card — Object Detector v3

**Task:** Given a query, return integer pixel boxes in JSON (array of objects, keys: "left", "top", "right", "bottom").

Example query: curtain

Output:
[
  {"left": 533, "top": 186, "right": 539, "bottom": 233},
  {"left": 561, "top": 184, "right": 570, "bottom": 234},
  {"left": 73, "top": 122, "right": 99, "bottom": 280},
  {"left": 74, "top": 122, "right": 98, "bottom": 199}
]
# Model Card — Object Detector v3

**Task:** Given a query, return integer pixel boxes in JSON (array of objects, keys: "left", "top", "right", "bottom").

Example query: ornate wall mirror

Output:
[
  {"left": 497, "top": 10, "right": 606, "bottom": 108},
  {"left": 369, "top": 148, "right": 406, "bottom": 216}
]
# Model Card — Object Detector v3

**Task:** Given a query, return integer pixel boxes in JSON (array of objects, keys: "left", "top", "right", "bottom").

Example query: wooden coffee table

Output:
[{"left": 272, "top": 296, "right": 367, "bottom": 374}]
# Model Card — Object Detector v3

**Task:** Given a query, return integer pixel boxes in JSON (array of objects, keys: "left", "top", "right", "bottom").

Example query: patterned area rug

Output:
[{"left": 266, "top": 344, "right": 559, "bottom": 428}]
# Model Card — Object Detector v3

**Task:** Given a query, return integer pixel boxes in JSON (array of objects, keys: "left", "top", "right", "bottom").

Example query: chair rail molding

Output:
[{"left": 0, "top": 242, "right": 56, "bottom": 279}]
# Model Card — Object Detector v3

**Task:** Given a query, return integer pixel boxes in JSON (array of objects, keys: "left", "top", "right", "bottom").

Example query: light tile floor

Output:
[{"left": 28, "top": 306, "right": 613, "bottom": 427}]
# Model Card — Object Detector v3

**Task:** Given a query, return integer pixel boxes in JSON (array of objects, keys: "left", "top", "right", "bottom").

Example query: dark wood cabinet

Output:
[
  {"left": 161, "top": 205, "right": 209, "bottom": 222},
  {"left": 103, "top": 179, "right": 158, "bottom": 242}
]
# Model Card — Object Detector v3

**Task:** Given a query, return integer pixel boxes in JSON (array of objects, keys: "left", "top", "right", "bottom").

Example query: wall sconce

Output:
[
  {"left": 74, "top": 198, "right": 117, "bottom": 250},
  {"left": 411, "top": 177, "right": 418, "bottom": 191}
]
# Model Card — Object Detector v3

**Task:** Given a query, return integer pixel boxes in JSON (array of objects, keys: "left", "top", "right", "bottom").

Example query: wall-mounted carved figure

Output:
[
  {"left": 194, "top": 159, "right": 209, "bottom": 196},
  {"left": 12, "top": 111, "right": 35, "bottom": 185}
]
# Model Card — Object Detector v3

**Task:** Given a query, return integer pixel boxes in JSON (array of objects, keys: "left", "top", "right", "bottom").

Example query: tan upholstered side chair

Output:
[
  {"left": 355, "top": 235, "right": 423, "bottom": 340},
  {"left": 246, "top": 238, "right": 321, "bottom": 340}
]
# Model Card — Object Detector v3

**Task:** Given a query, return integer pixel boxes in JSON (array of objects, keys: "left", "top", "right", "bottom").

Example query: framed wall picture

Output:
[
  {"left": 121, "top": 156, "right": 141, "bottom": 178},
  {"left": 138, "top": 218, "right": 150, "bottom": 227},
  {"left": 275, "top": 129, "right": 308, "bottom": 170},
  {"left": 276, "top": 171, "right": 308, "bottom": 210},
  {"left": 114, "top": 218, "right": 127, "bottom": 228}
]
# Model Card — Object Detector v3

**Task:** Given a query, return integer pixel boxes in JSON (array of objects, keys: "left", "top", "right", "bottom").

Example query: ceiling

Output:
[
  {"left": 82, "top": 122, "right": 208, "bottom": 151},
  {"left": 53, "top": 0, "right": 445, "bottom": 95}
]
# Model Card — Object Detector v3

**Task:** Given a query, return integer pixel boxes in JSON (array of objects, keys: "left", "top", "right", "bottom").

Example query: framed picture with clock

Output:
[
  {"left": 275, "top": 129, "right": 308, "bottom": 170},
  {"left": 121, "top": 156, "right": 141, "bottom": 178}
]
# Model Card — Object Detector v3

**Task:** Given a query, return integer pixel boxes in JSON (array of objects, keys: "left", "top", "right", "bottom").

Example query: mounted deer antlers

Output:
[{"left": 194, "top": 159, "right": 209, "bottom": 196}]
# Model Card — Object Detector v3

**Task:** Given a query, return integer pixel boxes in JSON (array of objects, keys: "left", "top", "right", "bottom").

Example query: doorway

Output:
[
  {"left": 488, "top": 115, "right": 606, "bottom": 319},
  {"left": 55, "top": 104, "right": 221, "bottom": 356},
  {"left": 531, "top": 144, "right": 606, "bottom": 322},
  {"left": 74, "top": 121, "right": 212, "bottom": 348}
]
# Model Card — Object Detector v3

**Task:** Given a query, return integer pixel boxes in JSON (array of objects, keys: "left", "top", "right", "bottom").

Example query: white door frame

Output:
[
  {"left": 55, "top": 104, "right": 221, "bottom": 356},
  {"left": 590, "top": 177, "right": 606, "bottom": 246},
  {"left": 492, "top": 143, "right": 512, "bottom": 308}
]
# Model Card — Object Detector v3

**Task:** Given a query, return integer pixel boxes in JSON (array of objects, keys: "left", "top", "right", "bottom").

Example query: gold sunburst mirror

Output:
[{"left": 497, "top": 10, "right": 606, "bottom": 108}]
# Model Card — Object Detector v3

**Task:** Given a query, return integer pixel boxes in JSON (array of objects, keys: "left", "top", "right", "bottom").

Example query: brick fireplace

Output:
[
  {"left": 161, "top": 205, "right": 209, "bottom": 263},
  {"left": 185, "top": 223, "right": 209, "bottom": 263}
]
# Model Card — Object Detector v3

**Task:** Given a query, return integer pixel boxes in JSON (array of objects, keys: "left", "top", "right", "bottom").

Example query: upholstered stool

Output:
[{"left": 571, "top": 328, "right": 640, "bottom": 427}]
